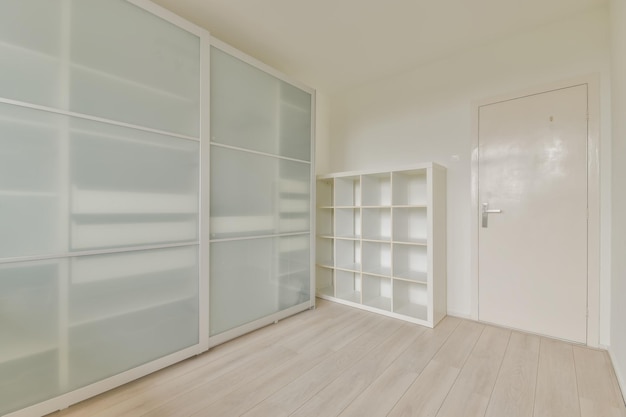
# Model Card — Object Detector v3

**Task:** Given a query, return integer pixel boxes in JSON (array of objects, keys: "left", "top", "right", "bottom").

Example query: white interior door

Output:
[{"left": 478, "top": 84, "right": 588, "bottom": 343}]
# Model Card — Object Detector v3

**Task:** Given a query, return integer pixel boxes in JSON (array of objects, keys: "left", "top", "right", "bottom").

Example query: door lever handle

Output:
[{"left": 482, "top": 203, "right": 502, "bottom": 228}]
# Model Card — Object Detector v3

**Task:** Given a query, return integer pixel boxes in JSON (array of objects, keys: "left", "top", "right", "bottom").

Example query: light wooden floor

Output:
[{"left": 51, "top": 299, "right": 626, "bottom": 417}]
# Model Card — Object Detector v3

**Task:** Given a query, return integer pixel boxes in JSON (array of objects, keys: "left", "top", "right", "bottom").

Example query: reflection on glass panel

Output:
[
  {"left": 70, "top": 117, "right": 199, "bottom": 251},
  {"left": 0, "top": 0, "right": 62, "bottom": 108},
  {"left": 0, "top": 103, "right": 61, "bottom": 259},
  {"left": 67, "top": 246, "right": 199, "bottom": 389},
  {"left": 278, "top": 159, "right": 311, "bottom": 233},
  {"left": 210, "top": 235, "right": 310, "bottom": 336},
  {"left": 279, "top": 83, "right": 311, "bottom": 161},
  {"left": 210, "top": 146, "right": 310, "bottom": 239},
  {"left": 211, "top": 46, "right": 312, "bottom": 161},
  {"left": 277, "top": 234, "right": 310, "bottom": 310},
  {"left": 210, "top": 47, "right": 278, "bottom": 154},
  {"left": 69, "top": 0, "right": 200, "bottom": 136},
  {"left": 0, "top": 259, "right": 61, "bottom": 416},
  {"left": 210, "top": 146, "right": 275, "bottom": 239}
]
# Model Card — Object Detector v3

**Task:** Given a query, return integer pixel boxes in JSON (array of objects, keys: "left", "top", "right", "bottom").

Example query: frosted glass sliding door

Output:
[
  {"left": 210, "top": 146, "right": 310, "bottom": 239},
  {"left": 70, "top": 117, "right": 199, "bottom": 251},
  {"left": 210, "top": 46, "right": 312, "bottom": 161},
  {"left": 67, "top": 247, "right": 199, "bottom": 389},
  {"left": 0, "top": 1, "right": 204, "bottom": 415},
  {"left": 209, "top": 44, "right": 314, "bottom": 340},
  {"left": 210, "top": 235, "right": 310, "bottom": 336},
  {"left": 0, "top": 260, "right": 61, "bottom": 415}
]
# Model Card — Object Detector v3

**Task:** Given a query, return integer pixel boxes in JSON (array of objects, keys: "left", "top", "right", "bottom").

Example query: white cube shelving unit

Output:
[{"left": 315, "top": 164, "right": 446, "bottom": 328}]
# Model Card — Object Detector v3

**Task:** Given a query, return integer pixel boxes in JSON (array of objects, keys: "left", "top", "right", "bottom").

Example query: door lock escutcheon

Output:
[{"left": 482, "top": 203, "right": 502, "bottom": 228}]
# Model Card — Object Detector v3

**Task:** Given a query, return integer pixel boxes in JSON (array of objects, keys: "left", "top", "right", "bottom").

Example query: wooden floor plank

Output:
[
  {"left": 574, "top": 346, "right": 626, "bottom": 417},
  {"left": 290, "top": 322, "right": 424, "bottom": 417},
  {"left": 386, "top": 320, "right": 485, "bottom": 417},
  {"left": 436, "top": 325, "right": 511, "bottom": 417},
  {"left": 533, "top": 337, "right": 581, "bottom": 417},
  {"left": 484, "top": 331, "right": 540, "bottom": 417},
  {"left": 338, "top": 316, "right": 461, "bottom": 417},
  {"left": 240, "top": 314, "right": 402, "bottom": 417}
]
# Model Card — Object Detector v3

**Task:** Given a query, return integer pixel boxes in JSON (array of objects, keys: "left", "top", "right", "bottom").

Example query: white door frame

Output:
[{"left": 470, "top": 75, "right": 601, "bottom": 347}]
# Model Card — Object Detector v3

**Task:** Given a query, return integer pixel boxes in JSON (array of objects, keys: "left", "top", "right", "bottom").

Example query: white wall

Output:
[
  {"left": 315, "top": 91, "right": 332, "bottom": 174},
  {"left": 610, "top": 0, "right": 626, "bottom": 398},
  {"left": 328, "top": 6, "right": 613, "bottom": 343}
]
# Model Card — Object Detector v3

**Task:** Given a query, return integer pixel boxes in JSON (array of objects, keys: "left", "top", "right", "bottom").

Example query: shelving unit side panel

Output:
[
  {"left": 432, "top": 167, "right": 447, "bottom": 325},
  {"left": 316, "top": 179, "right": 333, "bottom": 207},
  {"left": 315, "top": 266, "right": 334, "bottom": 298}
]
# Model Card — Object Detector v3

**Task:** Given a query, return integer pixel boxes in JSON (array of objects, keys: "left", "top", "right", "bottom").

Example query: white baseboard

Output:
[
  {"left": 446, "top": 310, "right": 472, "bottom": 320},
  {"left": 608, "top": 348, "right": 626, "bottom": 406}
]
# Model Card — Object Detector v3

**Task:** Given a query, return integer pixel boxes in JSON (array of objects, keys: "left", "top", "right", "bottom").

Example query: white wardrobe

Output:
[{"left": 0, "top": 1, "right": 314, "bottom": 416}]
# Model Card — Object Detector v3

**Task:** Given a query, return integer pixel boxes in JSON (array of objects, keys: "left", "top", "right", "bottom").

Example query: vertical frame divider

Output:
[
  {"left": 57, "top": 0, "right": 72, "bottom": 393},
  {"left": 198, "top": 30, "right": 211, "bottom": 350}
]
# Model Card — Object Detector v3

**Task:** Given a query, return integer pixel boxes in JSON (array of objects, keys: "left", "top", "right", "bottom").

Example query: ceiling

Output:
[{"left": 151, "top": 0, "right": 607, "bottom": 93}]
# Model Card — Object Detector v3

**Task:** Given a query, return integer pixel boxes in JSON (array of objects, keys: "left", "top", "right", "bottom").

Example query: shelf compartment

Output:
[
  {"left": 361, "top": 241, "right": 391, "bottom": 277},
  {"left": 362, "top": 275, "right": 392, "bottom": 312},
  {"left": 316, "top": 179, "right": 334, "bottom": 207},
  {"left": 393, "top": 280, "right": 428, "bottom": 321},
  {"left": 316, "top": 207, "right": 334, "bottom": 236},
  {"left": 70, "top": 118, "right": 200, "bottom": 196},
  {"left": 361, "top": 172, "right": 391, "bottom": 206},
  {"left": 276, "top": 234, "right": 310, "bottom": 310},
  {"left": 69, "top": 0, "right": 201, "bottom": 137},
  {"left": 70, "top": 219, "right": 197, "bottom": 250},
  {"left": 210, "top": 145, "right": 310, "bottom": 238},
  {"left": 393, "top": 207, "right": 427, "bottom": 244},
  {"left": 0, "top": 258, "right": 61, "bottom": 416},
  {"left": 362, "top": 208, "right": 391, "bottom": 241},
  {"left": 0, "top": 102, "right": 59, "bottom": 194},
  {"left": 210, "top": 236, "right": 309, "bottom": 336},
  {"left": 279, "top": 83, "right": 312, "bottom": 162},
  {"left": 279, "top": 178, "right": 310, "bottom": 195},
  {"left": 0, "top": 194, "right": 61, "bottom": 259},
  {"left": 70, "top": 245, "right": 196, "bottom": 284},
  {"left": 0, "top": 1, "right": 63, "bottom": 109},
  {"left": 211, "top": 46, "right": 311, "bottom": 161},
  {"left": 393, "top": 243, "right": 428, "bottom": 283},
  {"left": 335, "top": 270, "right": 361, "bottom": 303},
  {"left": 0, "top": 260, "right": 60, "bottom": 364},
  {"left": 278, "top": 269, "right": 310, "bottom": 310},
  {"left": 392, "top": 169, "right": 427, "bottom": 206},
  {"left": 0, "top": 349, "right": 60, "bottom": 416},
  {"left": 68, "top": 246, "right": 198, "bottom": 327},
  {"left": 316, "top": 237, "right": 334, "bottom": 267},
  {"left": 68, "top": 297, "right": 199, "bottom": 390},
  {"left": 72, "top": 188, "right": 198, "bottom": 214},
  {"left": 335, "top": 239, "right": 361, "bottom": 272},
  {"left": 335, "top": 208, "right": 360, "bottom": 239},
  {"left": 334, "top": 176, "right": 360, "bottom": 207},
  {"left": 0, "top": 103, "right": 62, "bottom": 259},
  {"left": 278, "top": 161, "right": 310, "bottom": 234},
  {"left": 316, "top": 266, "right": 334, "bottom": 297}
]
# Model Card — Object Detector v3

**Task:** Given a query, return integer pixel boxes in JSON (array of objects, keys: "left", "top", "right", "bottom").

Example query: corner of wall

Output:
[{"left": 610, "top": 0, "right": 626, "bottom": 402}]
